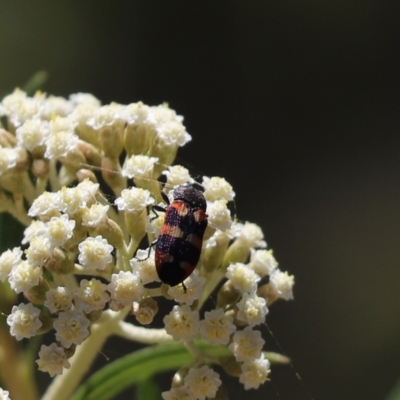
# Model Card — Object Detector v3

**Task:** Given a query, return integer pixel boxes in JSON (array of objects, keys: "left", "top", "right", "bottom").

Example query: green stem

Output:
[
  {"left": 114, "top": 321, "right": 172, "bottom": 344},
  {"left": 0, "top": 330, "right": 39, "bottom": 400},
  {"left": 40, "top": 308, "right": 129, "bottom": 400}
]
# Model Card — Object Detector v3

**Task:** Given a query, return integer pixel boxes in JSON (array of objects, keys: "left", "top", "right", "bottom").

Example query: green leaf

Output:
[
  {"left": 70, "top": 341, "right": 229, "bottom": 400},
  {"left": 70, "top": 340, "right": 289, "bottom": 400},
  {"left": 22, "top": 71, "right": 48, "bottom": 95},
  {"left": 385, "top": 376, "right": 400, "bottom": 400},
  {"left": 136, "top": 376, "right": 160, "bottom": 400}
]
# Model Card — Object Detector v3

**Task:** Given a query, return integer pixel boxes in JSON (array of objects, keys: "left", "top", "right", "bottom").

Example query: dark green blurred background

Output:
[{"left": 1, "top": 2, "right": 400, "bottom": 399}]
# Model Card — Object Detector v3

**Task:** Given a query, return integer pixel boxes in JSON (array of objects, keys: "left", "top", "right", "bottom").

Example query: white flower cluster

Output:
[
  {"left": 0, "top": 90, "right": 294, "bottom": 396},
  {"left": 0, "top": 388, "right": 11, "bottom": 400}
]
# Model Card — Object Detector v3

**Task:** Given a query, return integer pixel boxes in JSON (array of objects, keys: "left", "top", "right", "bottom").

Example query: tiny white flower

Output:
[
  {"left": 239, "top": 353, "right": 271, "bottom": 390},
  {"left": 25, "top": 236, "right": 52, "bottom": 267},
  {"left": 184, "top": 365, "right": 221, "bottom": 400},
  {"left": 45, "top": 116, "right": 79, "bottom": 159},
  {"left": 0, "top": 247, "right": 23, "bottom": 282},
  {"left": 204, "top": 228, "right": 233, "bottom": 250},
  {"left": 22, "top": 220, "right": 47, "bottom": 244},
  {"left": 162, "top": 165, "right": 193, "bottom": 187},
  {"left": 76, "top": 179, "right": 100, "bottom": 201},
  {"left": 7, "top": 303, "right": 42, "bottom": 340},
  {"left": 234, "top": 222, "right": 266, "bottom": 248},
  {"left": 36, "top": 343, "right": 71, "bottom": 377},
  {"left": 40, "top": 95, "right": 72, "bottom": 120},
  {"left": 78, "top": 236, "right": 113, "bottom": 270},
  {"left": 199, "top": 308, "right": 236, "bottom": 345},
  {"left": 46, "top": 214, "right": 76, "bottom": 247},
  {"left": 59, "top": 187, "right": 84, "bottom": 216},
  {"left": 8, "top": 260, "right": 42, "bottom": 294},
  {"left": 45, "top": 286, "right": 74, "bottom": 313},
  {"left": 226, "top": 263, "right": 260, "bottom": 294},
  {"left": 229, "top": 326, "right": 265, "bottom": 362},
  {"left": 53, "top": 309, "right": 90, "bottom": 348},
  {"left": 86, "top": 103, "right": 124, "bottom": 130},
  {"left": 28, "top": 191, "right": 63, "bottom": 219},
  {"left": 0, "top": 147, "right": 18, "bottom": 176},
  {"left": 131, "top": 248, "right": 160, "bottom": 285},
  {"left": 73, "top": 278, "right": 110, "bottom": 313},
  {"left": 163, "top": 305, "right": 200, "bottom": 341},
  {"left": 115, "top": 187, "right": 154, "bottom": 212},
  {"left": 206, "top": 199, "right": 232, "bottom": 231},
  {"left": 236, "top": 292, "right": 269, "bottom": 327},
  {"left": 15, "top": 118, "right": 50, "bottom": 151},
  {"left": 123, "top": 101, "right": 155, "bottom": 125},
  {"left": 69, "top": 92, "right": 101, "bottom": 108},
  {"left": 0, "top": 387, "right": 11, "bottom": 400},
  {"left": 121, "top": 154, "right": 158, "bottom": 179},
  {"left": 70, "top": 103, "right": 101, "bottom": 134},
  {"left": 107, "top": 271, "right": 143, "bottom": 309},
  {"left": 167, "top": 272, "right": 205, "bottom": 305},
  {"left": 202, "top": 176, "right": 235, "bottom": 202},
  {"left": 2, "top": 89, "right": 42, "bottom": 127},
  {"left": 81, "top": 203, "right": 109, "bottom": 227},
  {"left": 161, "top": 386, "right": 192, "bottom": 400},
  {"left": 269, "top": 269, "right": 295, "bottom": 301},
  {"left": 249, "top": 249, "right": 278, "bottom": 278},
  {"left": 157, "top": 120, "right": 191, "bottom": 147}
]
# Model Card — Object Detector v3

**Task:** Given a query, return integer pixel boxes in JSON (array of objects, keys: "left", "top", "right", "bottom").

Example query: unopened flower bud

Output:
[
  {"left": 219, "top": 355, "right": 242, "bottom": 377},
  {"left": 124, "top": 209, "right": 147, "bottom": 245},
  {"left": 171, "top": 366, "right": 189, "bottom": 388},
  {"left": 37, "top": 312, "right": 53, "bottom": 335},
  {"left": 45, "top": 248, "right": 75, "bottom": 274},
  {"left": 76, "top": 168, "right": 98, "bottom": 183},
  {"left": 0, "top": 129, "right": 16, "bottom": 147},
  {"left": 85, "top": 309, "right": 103, "bottom": 323},
  {"left": 64, "top": 344, "right": 76, "bottom": 359},
  {"left": 76, "top": 140, "right": 102, "bottom": 168},
  {"left": 132, "top": 297, "right": 158, "bottom": 325},
  {"left": 92, "top": 217, "right": 124, "bottom": 250},
  {"left": 201, "top": 231, "right": 230, "bottom": 274},
  {"left": 216, "top": 280, "right": 241, "bottom": 309},
  {"left": 100, "top": 125, "right": 124, "bottom": 159},
  {"left": 101, "top": 157, "right": 126, "bottom": 196},
  {"left": 123, "top": 123, "right": 152, "bottom": 156},
  {"left": 24, "top": 276, "right": 50, "bottom": 304},
  {"left": 31, "top": 158, "right": 49, "bottom": 179}
]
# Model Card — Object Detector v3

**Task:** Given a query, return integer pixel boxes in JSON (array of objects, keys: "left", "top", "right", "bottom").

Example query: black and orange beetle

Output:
[{"left": 153, "top": 184, "right": 208, "bottom": 288}]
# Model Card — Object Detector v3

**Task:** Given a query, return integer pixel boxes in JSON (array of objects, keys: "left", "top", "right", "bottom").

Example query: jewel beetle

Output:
[{"left": 153, "top": 184, "right": 208, "bottom": 288}]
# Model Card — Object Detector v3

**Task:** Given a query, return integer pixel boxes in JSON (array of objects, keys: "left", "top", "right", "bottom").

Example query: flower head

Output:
[
  {"left": 7, "top": 303, "right": 43, "bottom": 340},
  {"left": 45, "top": 116, "right": 78, "bottom": 159},
  {"left": 16, "top": 118, "right": 50, "bottom": 151},
  {"left": 0, "top": 90, "right": 294, "bottom": 396},
  {"left": 53, "top": 309, "right": 90, "bottom": 348},
  {"left": 107, "top": 271, "right": 143, "bottom": 310},
  {"left": 0, "top": 247, "right": 22, "bottom": 282},
  {"left": 36, "top": 343, "right": 71, "bottom": 377},
  {"left": 44, "top": 286, "right": 74, "bottom": 314},
  {"left": 73, "top": 278, "right": 110, "bottom": 313},
  {"left": 163, "top": 305, "right": 200, "bottom": 341},
  {"left": 239, "top": 354, "right": 271, "bottom": 390},
  {"left": 8, "top": 261, "right": 42, "bottom": 294},
  {"left": 0, "top": 387, "right": 11, "bottom": 400},
  {"left": 199, "top": 308, "right": 236, "bottom": 345},
  {"left": 78, "top": 236, "right": 113, "bottom": 271},
  {"left": 229, "top": 326, "right": 265, "bottom": 362},
  {"left": 184, "top": 365, "right": 221, "bottom": 400}
]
